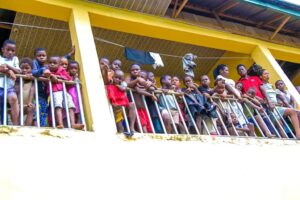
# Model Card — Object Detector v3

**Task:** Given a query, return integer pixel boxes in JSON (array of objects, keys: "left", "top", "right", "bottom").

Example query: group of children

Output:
[
  {"left": 0, "top": 39, "right": 84, "bottom": 129},
  {"left": 104, "top": 56, "right": 300, "bottom": 139}
]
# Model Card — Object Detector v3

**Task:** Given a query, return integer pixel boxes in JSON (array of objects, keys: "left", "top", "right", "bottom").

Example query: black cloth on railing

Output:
[
  {"left": 183, "top": 90, "right": 217, "bottom": 119},
  {"left": 32, "top": 59, "right": 48, "bottom": 99}
]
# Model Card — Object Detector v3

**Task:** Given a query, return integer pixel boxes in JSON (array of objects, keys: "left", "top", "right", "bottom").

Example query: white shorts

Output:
[{"left": 53, "top": 91, "right": 75, "bottom": 109}]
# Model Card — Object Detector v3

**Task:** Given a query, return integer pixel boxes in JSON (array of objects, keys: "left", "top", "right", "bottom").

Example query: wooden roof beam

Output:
[
  {"left": 212, "top": 11, "right": 225, "bottom": 29},
  {"left": 270, "top": 16, "right": 291, "bottom": 39},
  {"left": 258, "top": 14, "right": 286, "bottom": 28},
  {"left": 173, "top": 0, "right": 188, "bottom": 18},
  {"left": 0, "top": 23, "right": 12, "bottom": 29},
  {"left": 172, "top": 0, "right": 179, "bottom": 18},
  {"left": 215, "top": 1, "right": 240, "bottom": 14}
]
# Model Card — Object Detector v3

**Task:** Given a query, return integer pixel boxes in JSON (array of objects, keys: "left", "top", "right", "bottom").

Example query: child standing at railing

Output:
[
  {"left": 16, "top": 58, "right": 35, "bottom": 126},
  {"left": 32, "top": 48, "right": 50, "bottom": 126},
  {"left": 48, "top": 56, "right": 84, "bottom": 130},
  {"left": 159, "top": 75, "right": 185, "bottom": 134},
  {"left": 183, "top": 75, "right": 217, "bottom": 134},
  {"left": 67, "top": 61, "right": 81, "bottom": 124},
  {"left": 106, "top": 69, "right": 135, "bottom": 136},
  {"left": 126, "top": 64, "right": 156, "bottom": 133},
  {"left": 0, "top": 39, "right": 21, "bottom": 125}
]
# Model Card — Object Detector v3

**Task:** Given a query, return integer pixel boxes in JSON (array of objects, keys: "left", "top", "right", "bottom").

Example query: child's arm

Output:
[
  {"left": 276, "top": 93, "right": 292, "bottom": 108},
  {"left": 135, "top": 86, "right": 157, "bottom": 101},
  {"left": 244, "top": 98, "right": 264, "bottom": 111},
  {"left": 64, "top": 45, "right": 75, "bottom": 59},
  {"left": 32, "top": 60, "right": 48, "bottom": 77}
]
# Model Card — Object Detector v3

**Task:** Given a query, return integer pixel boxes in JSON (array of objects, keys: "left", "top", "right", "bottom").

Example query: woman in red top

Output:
[{"left": 237, "top": 64, "right": 274, "bottom": 110}]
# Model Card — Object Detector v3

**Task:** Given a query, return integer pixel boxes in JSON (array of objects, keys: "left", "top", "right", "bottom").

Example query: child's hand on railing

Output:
[
  {"left": 7, "top": 70, "right": 16, "bottom": 81},
  {"left": 151, "top": 94, "right": 158, "bottom": 101},
  {"left": 26, "top": 103, "right": 34, "bottom": 108},
  {"left": 0, "top": 64, "right": 8, "bottom": 73},
  {"left": 43, "top": 69, "right": 51, "bottom": 77},
  {"left": 50, "top": 74, "right": 58, "bottom": 83}
]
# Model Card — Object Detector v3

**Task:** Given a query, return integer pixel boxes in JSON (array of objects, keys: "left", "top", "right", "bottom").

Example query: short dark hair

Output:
[
  {"left": 213, "top": 64, "right": 227, "bottom": 79},
  {"left": 20, "top": 57, "right": 33, "bottom": 68},
  {"left": 236, "top": 64, "right": 245, "bottom": 71},
  {"left": 34, "top": 47, "right": 46, "bottom": 55},
  {"left": 160, "top": 75, "right": 170, "bottom": 84},
  {"left": 2, "top": 39, "right": 16, "bottom": 47},
  {"left": 275, "top": 80, "right": 283, "bottom": 87}
]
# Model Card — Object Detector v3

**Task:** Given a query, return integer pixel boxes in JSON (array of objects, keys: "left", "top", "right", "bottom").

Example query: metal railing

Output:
[
  {"left": 0, "top": 73, "right": 86, "bottom": 130},
  {"left": 109, "top": 88, "right": 298, "bottom": 140}
]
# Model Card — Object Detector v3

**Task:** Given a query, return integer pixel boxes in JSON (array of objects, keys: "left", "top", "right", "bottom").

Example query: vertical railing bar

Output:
[
  {"left": 274, "top": 107, "right": 296, "bottom": 139},
  {"left": 3, "top": 75, "right": 7, "bottom": 125},
  {"left": 142, "top": 95, "right": 155, "bottom": 134},
  {"left": 122, "top": 106, "right": 130, "bottom": 133},
  {"left": 216, "top": 109, "right": 230, "bottom": 136},
  {"left": 260, "top": 108, "right": 281, "bottom": 138},
  {"left": 172, "top": 94, "right": 189, "bottom": 135},
  {"left": 129, "top": 89, "right": 143, "bottom": 133},
  {"left": 48, "top": 81, "right": 56, "bottom": 128},
  {"left": 76, "top": 81, "right": 86, "bottom": 131},
  {"left": 152, "top": 92, "right": 167, "bottom": 134},
  {"left": 19, "top": 77, "right": 24, "bottom": 126},
  {"left": 231, "top": 99, "right": 257, "bottom": 137},
  {"left": 210, "top": 117, "right": 221, "bottom": 136},
  {"left": 161, "top": 93, "right": 178, "bottom": 134},
  {"left": 62, "top": 82, "right": 71, "bottom": 128},
  {"left": 202, "top": 119, "right": 210, "bottom": 135},
  {"left": 269, "top": 110, "right": 289, "bottom": 139},
  {"left": 242, "top": 103, "right": 265, "bottom": 137},
  {"left": 182, "top": 96, "right": 200, "bottom": 135},
  {"left": 34, "top": 78, "right": 40, "bottom": 128},
  {"left": 219, "top": 99, "right": 240, "bottom": 136}
]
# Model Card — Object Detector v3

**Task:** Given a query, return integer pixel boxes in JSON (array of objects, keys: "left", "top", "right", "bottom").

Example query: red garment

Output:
[
  {"left": 106, "top": 85, "right": 129, "bottom": 107},
  {"left": 137, "top": 108, "right": 152, "bottom": 133},
  {"left": 238, "top": 75, "right": 263, "bottom": 98},
  {"left": 48, "top": 66, "right": 72, "bottom": 93}
]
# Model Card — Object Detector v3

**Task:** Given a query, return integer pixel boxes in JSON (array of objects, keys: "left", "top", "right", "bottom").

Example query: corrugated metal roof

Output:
[{"left": 86, "top": 0, "right": 172, "bottom": 16}]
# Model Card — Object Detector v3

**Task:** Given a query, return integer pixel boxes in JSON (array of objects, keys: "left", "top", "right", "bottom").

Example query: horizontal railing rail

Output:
[
  {"left": 0, "top": 73, "right": 86, "bottom": 130},
  {"left": 109, "top": 88, "right": 299, "bottom": 140}
]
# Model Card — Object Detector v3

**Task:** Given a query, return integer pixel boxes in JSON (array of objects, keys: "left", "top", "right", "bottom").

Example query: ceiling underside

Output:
[{"left": 9, "top": 12, "right": 225, "bottom": 79}]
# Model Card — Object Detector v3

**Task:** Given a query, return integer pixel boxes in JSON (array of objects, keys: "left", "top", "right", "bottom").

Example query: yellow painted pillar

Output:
[
  {"left": 69, "top": 8, "right": 116, "bottom": 133},
  {"left": 251, "top": 45, "right": 300, "bottom": 107}
]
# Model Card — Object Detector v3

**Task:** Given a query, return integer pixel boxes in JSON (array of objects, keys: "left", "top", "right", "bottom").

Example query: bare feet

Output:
[{"left": 72, "top": 123, "right": 84, "bottom": 130}]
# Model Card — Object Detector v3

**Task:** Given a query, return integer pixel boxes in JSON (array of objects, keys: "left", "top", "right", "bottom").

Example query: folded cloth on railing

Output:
[
  {"left": 184, "top": 93, "right": 217, "bottom": 119},
  {"left": 106, "top": 85, "right": 129, "bottom": 107}
]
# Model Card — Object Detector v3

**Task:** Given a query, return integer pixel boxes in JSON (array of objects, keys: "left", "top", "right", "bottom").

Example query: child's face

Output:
[
  {"left": 100, "top": 58, "right": 109, "bottom": 69},
  {"left": 130, "top": 64, "right": 141, "bottom": 77},
  {"left": 60, "top": 57, "right": 68, "bottom": 70},
  {"left": 49, "top": 57, "right": 60, "bottom": 72},
  {"left": 139, "top": 71, "right": 147, "bottom": 80},
  {"left": 148, "top": 72, "right": 155, "bottom": 82},
  {"left": 236, "top": 82, "right": 243, "bottom": 91},
  {"left": 68, "top": 63, "right": 78, "bottom": 76},
  {"left": 201, "top": 75, "right": 210, "bottom": 87},
  {"left": 163, "top": 76, "right": 172, "bottom": 86},
  {"left": 21, "top": 63, "right": 32, "bottom": 74},
  {"left": 237, "top": 65, "right": 247, "bottom": 77},
  {"left": 2, "top": 43, "right": 16, "bottom": 59},
  {"left": 113, "top": 71, "right": 124, "bottom": 85},
  {"left": 172, "top": 76, "right": 180, "bottom": 88},
  {"left": 246, "top": 88, "right": 256, "bottom": 98},
  {"left": 35, "top": 50, "right": 47, "bottom": 64},
  {"left": 260, "top": 70, "right": 269, "bottom": 82},
  {"left": 276, "top": 81, "right": 285, "bottom": 91},
  {"left": 184, "top": 76, "right": 193, "bottom": 87},
  {"left": 230, "top": 113, "right": 239, "bottom": 124},
  {"left": 111, "top": 60, "right": 122, "bottom": 71}
]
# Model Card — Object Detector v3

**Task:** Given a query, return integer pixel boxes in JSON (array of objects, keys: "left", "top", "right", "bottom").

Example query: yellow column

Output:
[
  {"left": 69, "top": 8, "right": 116, "bottom": 133},
  {"left": 251, "top": 45, "right": 300, "bottom": 106}
]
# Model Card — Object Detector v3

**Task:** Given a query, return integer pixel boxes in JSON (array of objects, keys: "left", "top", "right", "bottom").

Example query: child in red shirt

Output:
[{"left": 47, "top": 56, "right": 83, "bottom": 130}]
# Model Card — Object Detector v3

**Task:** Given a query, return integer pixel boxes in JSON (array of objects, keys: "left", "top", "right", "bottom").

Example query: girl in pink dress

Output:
[{"left": 67, "top": 61, "right": 81, "bottom": 124}]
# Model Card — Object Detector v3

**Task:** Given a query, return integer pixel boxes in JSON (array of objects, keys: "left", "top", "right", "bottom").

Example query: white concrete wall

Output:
[{"left": 0, "top": 130, "right": 300, "bottom": 200}]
